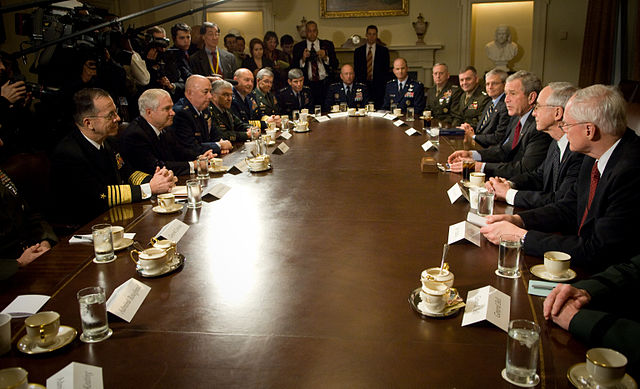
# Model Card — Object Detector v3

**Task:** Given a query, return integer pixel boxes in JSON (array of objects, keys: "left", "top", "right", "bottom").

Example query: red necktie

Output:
[
  {"left": 578, "top": 161, "right": 600, "bottom": 235},
  {"left": 310, "top": 43, "right": 319, "bottom": 81},
  {"left": 511, "top": 121, "right": 522, "bottom": 149}
]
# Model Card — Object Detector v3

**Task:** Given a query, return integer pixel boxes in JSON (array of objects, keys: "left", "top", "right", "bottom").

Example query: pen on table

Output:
[{"left": 73, "top": 235, "right": 93, "bottom": 242}]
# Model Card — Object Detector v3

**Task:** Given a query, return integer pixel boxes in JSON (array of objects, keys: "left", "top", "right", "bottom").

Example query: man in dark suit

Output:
[
  {"left": 382, "top": 57, "right": 425, "bottom": 114},
  {"left": 450, "top": 66, "right": 491, "bottom": 128},
  {"left": 163, "top": 23, "right": 194, "bottom": 99},
  {"left": 447, "top": 71, "right": 551, "bottom": 179},
  {"left": 292, "top": 21, "right": 339, "bottom": 107},
  {"left": 119, "top": 89, "right": 227, "bottom": 176},
  {"left": 323, "top": 64, "right": 369, "bottom": 112},
  {"left": 481, "top": 85, "right": 640, "bottom": 272},
  {"left": 276, "top": 68, "right": 314, "bottom": 117},
  {"left": 189, "top": 22, "right": 237, "bottom": 79},
  {"left": 487, "top": 82, "right": 583, "bottom": 209},
  {"left": 425, "top": 63, "right": 462, "bottom": 124},
  {"left": 50, "top": 88, "right": 176, "bottom": 227},
  {"left": 353, "top": 25, "right": 389, "bottom": 109},
  {"left": 460, "top": 68, "right": 510, "bottom": 147}
]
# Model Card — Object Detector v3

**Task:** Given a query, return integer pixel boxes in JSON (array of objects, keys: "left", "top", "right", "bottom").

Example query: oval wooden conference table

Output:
[{"left": 1, "top": 115, "right": 587, "bottom": 388}]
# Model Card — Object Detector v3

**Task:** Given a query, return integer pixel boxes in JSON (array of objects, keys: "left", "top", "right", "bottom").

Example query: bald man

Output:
[{"left": 323, "top": 63, "right": 369, "bottom": 112}]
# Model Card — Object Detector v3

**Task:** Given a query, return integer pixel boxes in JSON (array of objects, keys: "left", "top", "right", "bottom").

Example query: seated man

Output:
[
  {"left": 252, "top": 68, "right": 280, "bottom": 117},
  {"left": 231, "top": 68, "right": 281, "bottom": 129},
  {"left": 487, "top": 82, "right": 583, "bottom": 209},
  {"left": 276, "top": 68, "right": 314, "bottom": 117},
  {"left": 425, "top": 63, "right": 462, "bottom": 124},
  {"left": 481, "top": 85, "right": 640, "bottom": 272},
  {"left": 460, "top": 68, "right": 510, "bottom": 147},
  {"left": 382, "top": 57, "right": 425, "bottom": 114},
  {"left": 543, "top": 254, "right": 640, "bottom": 377},
  {"left": 170, "top": 75, "right": 233, "bottom": 157},
  {"left": 1, "top": 167, "right": 57, "bottom": 280},
  {"left": 447, "top": 71, "right": 551, "bottom": 179},
  {"left": 119, "top": 89, "right": 227, "bottom": 176},
  {"left": 210, "top": 79, "right": 254, "bottom": 142},
  {"left": 50, "top": 88, "right": 176, "bottom": 228},
  {"left": 450, "top": 66, "right": 491, "bottom": 128},
  {"left": 323, "top": 63, "right": 369, "bottom": 112}
]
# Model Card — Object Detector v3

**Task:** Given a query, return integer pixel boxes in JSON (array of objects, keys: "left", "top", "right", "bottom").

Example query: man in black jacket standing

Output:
[{"left": 353, "top": 25, "right": 389, "bottom": 109}]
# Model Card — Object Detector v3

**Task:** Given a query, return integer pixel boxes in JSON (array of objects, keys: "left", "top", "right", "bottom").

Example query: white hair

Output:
[
  {"left": 567, "top": 84, "right": 627, "bottom": 137},
  {"left": 138, "top": 88, "right": 171, "bottom": 113}
]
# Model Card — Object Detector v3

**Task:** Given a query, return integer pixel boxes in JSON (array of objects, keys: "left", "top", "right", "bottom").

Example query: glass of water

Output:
[
  {"left": 186, "top": 179, "right": 202, "bottom": 209},
  {"left": 77, "top": 286, "right": 113, "bottom": 343},
  {"left": 92, "top": 223, "right": 114, "bottom": 263},
  {"left": 406, "top": 107, "right": 414, "bottom": 121},
  {"left": 390, "top": 102, "right": 397, "bottom": 113},
  {"left": 197, "top": 156, "right": 209, "bottom": 179},
  {"left": 477, "top": 191, "right": 495, "bottom": 216},
  {"left": 504, "top": 319, "right": 540, "bottom": 386},
  {"left": 497, "top": 234, "right": 523, "bottom": 278},
  {"left": 292, "top": 110, "right": 299, "bottom": 122},
  {"left": 314, "top": 105, "right": 321, "bottom": 117}
]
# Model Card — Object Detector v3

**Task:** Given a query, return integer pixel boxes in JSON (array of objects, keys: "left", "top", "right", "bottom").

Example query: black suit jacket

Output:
[
  {"left": 119, "top": 116, "right": 193, "bottom": 176},
  {"left": 510, "top": 139, "right": 584, "bottom": 209},
  {"left": 520, "top": 130, "right": 640, "bottom": 271},
  {"left": 169, "top": 98, "right": 222, "bottom": 157},
  {"left": 478, "top": 113, "right": 551, "bottom": 179},
  {"left": 189, "top": 47, "right": 236, "bottom": 79},
  {"left": 292, "top": 39, "right": 339, "bottom": 83},
  {"left": 474, "top": 94, "right": 510, "bottom": 147},
  {"left": 50, "top": 129, "right": 150, "bottom": 227},
  {"left": 353, "top": 44, "right": 389, "bottom": 85}
]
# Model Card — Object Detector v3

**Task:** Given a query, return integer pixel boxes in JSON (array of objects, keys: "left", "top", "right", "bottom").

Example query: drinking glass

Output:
[
  {"left": 497, "top": 234, "right": 523, "bottom": 278},
  {"left": 367, "top": 102, "right": 375, "bottom": 112},
  {"left": 281, "top": 115, "right": 289, "bottom": 131},
  {"left": 197, "top": 156, "right": 209, "bottom": 179},
  {"left": 77, "top": 286, "right": 112, "bottom": 343},
  {"left": 292, "top": 110, "right": 299, "bottom": 122},
  {"left": 406, "top": 107, "right": 414, "bottom": 121},
  {"left": 186, "top": 179, "right": 202, "bottom": 209},
  {"left": 339, "top": 102, "right": 347, "bottom": 112},
  {"left": 92, "top": 223, "right": 114, "bottom": 263},
  {"left": 390, "top": 102, "right": 397, "bottom": 113},
  {"left": 477, "top": 191, "right": 495, "bottom": 216},
  {"left": 462, "top": 160, "right": 475, "bottom": 181},
  {"left": 504, "top": 319, "right": 540, "bottom": 386},
  {"left": 314, "top": 105, "right": 321, "bottom": 116}
]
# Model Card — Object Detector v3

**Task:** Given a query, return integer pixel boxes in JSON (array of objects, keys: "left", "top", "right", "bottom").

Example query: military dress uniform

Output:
[
  {"left": 323, "top": 82, "right": 370, "bottom": 112},
  {"left": 170, "top": 98, "right": 221, "bottom": 157},
  {"left": 425, "top": 80, "right": 462, "bottom": 124},
  {"left": 276, "top": 86, "right": 314, "bottom": 117},
  {"left": 210, "top": 104, "right": 250, "bottom": 142},
  {"left": 231, "top": 88, "right": 264, "bottom": 129},
  {"left": 252, "top": 88, "right": 280, "bottom": 117},
  {"left": 450, "top": 86, "right": 491, "bottom": 128},
  {"left": 382, "top": 79, "right": 425, "bottom": 114}
]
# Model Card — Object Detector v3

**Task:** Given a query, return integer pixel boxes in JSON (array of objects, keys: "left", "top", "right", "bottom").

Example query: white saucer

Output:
[
  {"left": 113, "top": 238, "right": 133, "bottom": 251},
  {"left": 18, "top": 325, "right": 77, "bottom": 354},
  {"left": 495, "top": 269, "right": 521, "bottom": 279},
  {"left": 93, "top": 254, "right": 116, "bottom": 264},
  {"left": 152, "top": 203, "right": 184, "bottom": 214},
  {"left": 530, "top": 264, "right": 577, "bottom": 282},
  {"left": 293, "top": 127, "right": 310, "bottom": 133},
  {"left": 501, "top": 368, "right": 540, "bottom": 387},
  {"left": 409, "top": 288, "right": 465, "bottom": 318},
  {"left": 567, "top": 362, "right": 637, "bottom": 389},
  {"left": 248, "top": 163, "right": 272, "bottom": 173},
  {"left": 268, "top": 141, "right": 276, "bottom": 146},
  {"left": 137, "top": 253, "right": 185, "bottom": 278}
]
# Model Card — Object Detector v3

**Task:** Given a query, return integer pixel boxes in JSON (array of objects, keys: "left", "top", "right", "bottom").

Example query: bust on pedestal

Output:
[{"left": 485, "top": 25, "right": 518, "bottom": 71}]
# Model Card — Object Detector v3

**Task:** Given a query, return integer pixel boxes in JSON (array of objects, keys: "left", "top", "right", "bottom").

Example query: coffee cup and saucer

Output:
[
  {"left": 567, "top": 348, "right": 637, "bottom": 389},
  {"left": 17, "top": 311, "right": 77, "bottom": 354},
  {"left": 208, "top": 158, "right": 228, "bottom": 173},
  {"left": 131, "top": 239, "right": 184, "bottom": 278},
  {"left": 247, "top": 156, "right": 272, "bottom": 172},
  {"left": 530, "top": 251, "right": 576, "bottom": 281},
  {"left": 111, "top": 225, "right": 133, "bottom": 251},
  {"left": 153, "top": 193, "right": 183, "bottom": 214},
  {"left": 0, "top": 367, "right": 46, "bottom": 389}
]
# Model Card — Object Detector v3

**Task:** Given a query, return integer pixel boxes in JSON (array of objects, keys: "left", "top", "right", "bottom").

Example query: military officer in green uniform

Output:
[
  {"left": 425, "top": 63, "right": 462, "bottom": 124},
  {"left": 252, "top": 68, "right": 280, "bottom": 117},
  {"left": 450, "top": 66, "right": 491, "bottom": 128},
  {"left": 210, "top": 79, "right": 254, "bottom": 142}
]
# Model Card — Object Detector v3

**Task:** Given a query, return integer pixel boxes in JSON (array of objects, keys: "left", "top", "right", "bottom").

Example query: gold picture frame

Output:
[{"left": 321, "top": 0, "right": 409, "bottom": 18}]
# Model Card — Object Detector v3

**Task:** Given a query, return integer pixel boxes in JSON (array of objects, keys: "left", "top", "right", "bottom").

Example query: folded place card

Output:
[
  {"left": 170, "top": 186, "right": 187, "bottom": 196},
  {"left": 528, "top": 280, "right": 558, "bottom": 297},
  {"left": 279, "top": 131, "right": 292, "bottom": 140},
  {"left": 205, "top": 183, "right": 231, "bottom": 199},
  {"left": 368, "top": 112, "right": 386, "bottom": 118},
  {"left": 272, "top": 142, "right": 289, "bottom": 154},
  {"left": 47, "top": 362, "right": 103, "bottom": 389},
  {"left": 393, "top": 120, "right": 405, "bottom": 127},
  {"left": 447, "top": 183, "right": 463, "bottom": 203},
  {"left": 156, "top": 219, "right": 189, "bottom": 242},
  {"left": 1, "top": 294, "right": 50, "bottom": 318},
  {"left": 404, "top": 128, "right": 419, "bottom": 136},
  {"left": 315, "top": 115, "right": 330, "bottom": 122},
  {"left": 421, "top": 140, "right": 436, "bottom": 151},
  {"left": 466, "top": 212, "right": 487, "bottom": 227},
  {"left": 327, "top": 112, "right": 348, "bottom": 119},
  {"left": 447, "top": 221, "right": 481, "bottom": 246},
  {"left": 461, "top": 286, "right": 510, "bottom": 332},
  {"left": 383, "top": 113, "right": 397, "bottom": 120},
  {"left": 228, "top": 160, "right": 249, "bottom": 174},
  {"left": 106, "top": 278, "right": 151, "bottom": 322}
]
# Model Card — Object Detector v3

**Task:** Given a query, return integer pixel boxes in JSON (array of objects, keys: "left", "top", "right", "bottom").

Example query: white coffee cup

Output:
[
  {"left": 130, "top": 247, "right": 171, "bottom": 275},
  {"left": 347, "top": 108, "right": 356, "bottom": 116},
  {"left": 420, "top": 280, "right": 449, "bottom": 312},
  {"left": 469, "top": 172, "right": 485, "bottom": 187},
  {"left": 586, "top": 348, "right": 627, "bottom": 386},
  {"left": 421, "top": 267, "right": 455, "bottom": 288},
  {"left": 266, "top": 129, "right": 277, "bottom": 142},
  {"left": 423, "top": 110, "right": 432, "bottom": 118},
  {"left": 296, "top": 122, "right": 308, "bottom": 131},
  {"left": 0, "top": 367, "right": 28, "bottom": 389},
  {"left": 24, "top": 311, "right": 60, "bottom": 348},
  {"left": 331, "top": 105, "right": 340, "bottom": 112},
  {"left": 210, "top": 158, "right": 223, "bottom": 169},
  {"left": 0, "top": 313, "right": 11, "bottom": 355},
  {"left": 393, "top": 108, "right": 402, "bottom": 116},
  {"left": 151, "top": 237, "right": 177, "bottom": 253},
  {"left": 543, "top": 251, "right": 571, "bottom": 276},
  {"left": 357, "top": 108, "right": 366, "bottom": 115},
  {"left": 110, "top": 225, "right": 124, "bottom": 245},
  {"left": 157, "top": 193, "right": 176, "bottom": 210}
]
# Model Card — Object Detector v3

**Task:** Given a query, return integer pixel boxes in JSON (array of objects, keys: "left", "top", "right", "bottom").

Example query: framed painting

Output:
[{"left": 320, "top": 0, "right": 409, "bottom": 18}]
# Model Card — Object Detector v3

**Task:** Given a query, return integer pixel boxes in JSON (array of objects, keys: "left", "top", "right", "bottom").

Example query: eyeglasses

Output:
[
  {"left": 87, "top": 111, "right": 118, "bottom": 121},
  {"left": 558, "top": 121, "right": 588, "bottom": 132},
  {"left": 533, "top": 103, "right": 558, "bottom": 111}
]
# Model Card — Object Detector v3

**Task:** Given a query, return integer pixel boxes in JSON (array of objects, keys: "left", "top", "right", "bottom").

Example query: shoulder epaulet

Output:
[
  {"left": 277, "top": 87, "right": 288, "bottom": 94},
  {"left": 329, "top": 82, "right": 340, "bottom": 87},
  {"left": 386, "top": 79, "right": 396, "bottom": 85},
  {"left": 451, "top": 85, "right": 460, "bottom": 89},
  {"left": 302, "top": 86, "right": 311, "bottom": 91}
]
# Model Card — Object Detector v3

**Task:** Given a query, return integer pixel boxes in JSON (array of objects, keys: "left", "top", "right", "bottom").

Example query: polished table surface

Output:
[{"left": 1, "top": 116, "right": 587, "bottom": 388}]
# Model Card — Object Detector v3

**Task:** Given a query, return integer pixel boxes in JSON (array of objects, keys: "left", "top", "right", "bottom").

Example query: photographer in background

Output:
[{"left": 142, "top": 26, "right": 173, "bottom": 93}]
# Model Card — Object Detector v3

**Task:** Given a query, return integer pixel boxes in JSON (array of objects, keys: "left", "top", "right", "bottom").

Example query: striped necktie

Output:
[
  {"left": 366, "top": 46, "right": 373, "bottom": 81},
  {"left": 479, "top": 103, "right": 495, "bottom": 131}
]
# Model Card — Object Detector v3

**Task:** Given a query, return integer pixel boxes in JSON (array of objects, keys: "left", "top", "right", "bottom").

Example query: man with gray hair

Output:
[
  {"left": 448, "top": 70, "right": 551, "bottom": 179},
  {"left": 231, "top": 68, "right": 281, "bottom": 129},
  {"left": 486, "top": 82, "right": 584, "bottom": 209},
  {"left": 425, "top": 63, "right": 461, "bottom": 124},
  {"left": 252, "top": 67, "right": 280, "bottom": 116},
  {"left": 276, "top": 68, "right": 313, "bottom": 116},
  {"left": 481, "top": 84, "right": 640, "bottom": 272},
  {"left": 119, "top": 88, "right": 220, "bottom": 176},
  {"left": 210, "top": 79, "right": 254, "bottom": 142}
]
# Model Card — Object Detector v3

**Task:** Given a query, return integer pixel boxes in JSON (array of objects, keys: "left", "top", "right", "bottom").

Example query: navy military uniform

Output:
[
  {"left": 323, "top": 82, "right": 369, "bottom": 112},
  {"left": 276, "top": 86, "right": 314, "bottom": 116},
  {"left": 450, "top": 86, "right": 491, "bottom": 128},
  {"left": 252, "top": 88, "right": 280, "bottom": 117},
  {"left": 382, "top": 78, "right": 425, "bottom": 114},
  {"left": 425, "top": 80, "right": 462, "bottom": 124},
  {"left": 210, "top": 104, "right": 250, "bottom": 142},
  {"left": 231, "top": 87, "right": 264, "bottom": 129}
]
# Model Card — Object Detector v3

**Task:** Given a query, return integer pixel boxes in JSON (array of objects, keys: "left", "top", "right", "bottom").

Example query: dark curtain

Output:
[{"left": 578, "top": 0, "right": 619, "bottom": 87}]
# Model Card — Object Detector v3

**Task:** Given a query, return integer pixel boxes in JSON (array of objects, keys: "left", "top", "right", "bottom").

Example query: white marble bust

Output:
[{"left": 485, "top": 25, "right": 518, "bottom": 70}]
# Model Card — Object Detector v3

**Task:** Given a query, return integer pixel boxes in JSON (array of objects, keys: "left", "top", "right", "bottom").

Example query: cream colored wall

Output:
[
  {"left": 471, "top": 1, "right": 533, "bottom": 74},
  {"left": 207, "top": 11, "right": 265, "bottom": 47}
]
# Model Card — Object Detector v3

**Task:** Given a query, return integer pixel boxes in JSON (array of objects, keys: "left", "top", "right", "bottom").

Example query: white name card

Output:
[
  {"left": 327, "top": 112, "right": 348, "bottom": 118},
  {"left": 47, "top": 362, "right": 103, "bottom": 389},
  {"left": 447, "top": 221, "right": 481, "bottom": 246},
  {"left": 447, "top": 183, "right": 463, "bottom": 203},
  {"left": 156, "top": 219, "right": 189, "bottom": 242},
  {"left": 279, "top": 131, "right": 292, "bottom": 140},
  {"left": 383, "top": 113, "right": 397, "bottom": 120},
  {"left": 231, "top": 159, "right": 249, "bottom": 173},
  {"left": 368, "top": 112, "right": 386, "bottom": 118},
  {"left": 461, "top": 286, "right": 511, "bottom": 332},
  {"left": 106, "top": 278, "right": 151, "bottom": 323},
  {"left": 421, "top": 141, "right": 436, "bottom": 151},
  {"left": 206, "top": 183, "right": 231, "bottom": 199},
  {"left": 1, "top": 294, "right": 50, "bottom": 318},
  {"left": 393, "top": 120, "right": 405, "bottom": 127},
  {"left": 275, "top": 142, "right": 290, "bottom": 154},
  {"left": 404, "top": 128, "right": 419, "bottom": 136},
  {"left": 466, "top": 211, "right": 487, "bottom": 227},
  {"left": 315, "top": 115, "right": 330, "bottom": 122}
]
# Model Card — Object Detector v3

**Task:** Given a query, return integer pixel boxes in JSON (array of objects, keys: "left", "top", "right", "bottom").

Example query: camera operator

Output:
[
  {"left": 163, "top": 23, "right": 194, "bottom": 100},
  {"left": 143, "top": 26, "right": 173, "bottom": 93}
]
